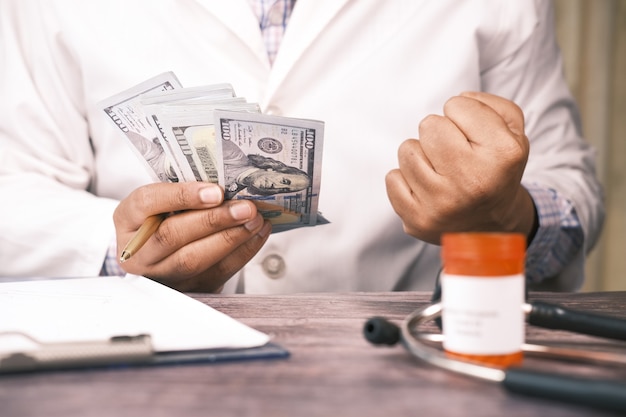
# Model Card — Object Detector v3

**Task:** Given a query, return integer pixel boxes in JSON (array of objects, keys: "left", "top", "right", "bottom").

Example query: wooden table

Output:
[{"left": 2, "top": 291, "right": 626, "bottom": 417}]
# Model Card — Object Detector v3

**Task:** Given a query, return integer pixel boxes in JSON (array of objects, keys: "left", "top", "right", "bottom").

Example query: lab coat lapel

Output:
[
  {"left": 263, "top": 0, "right": 352, "bottom": 105},
  {"left": 191, "top": 0, "right": 269, "bottom": 68}
]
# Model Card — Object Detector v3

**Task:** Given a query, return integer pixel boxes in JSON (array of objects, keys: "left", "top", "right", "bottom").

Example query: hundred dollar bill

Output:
[
  {"left": 141, "top": 83, "right": 235, "bottom": 105},
  {"left": 140, "top": 83, "right": 235, "bottom": 106},
  {"left": 146, "top": 100, "right": 260, "bottom": 182},
  {"left": 98, "top": 72, "right": 182, "bottom": 182},
  {"left": 140, "top": 87, "right": 243, "bottom": 182},
  {"left": 214, "top": 109, "right": 324, "bottom": 232},
  {"left": 101, "top": 73, "right": 329, "bottom": 231}
]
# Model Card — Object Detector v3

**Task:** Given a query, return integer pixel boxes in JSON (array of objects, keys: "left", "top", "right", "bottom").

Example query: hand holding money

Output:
[
  {"left": 112, "top": 182, "right": 270, "bottom": 292},
  {"left": 100, "top": 71, "right": 326, "bottom": 233},
  {"left": 99, "top": 72, "right": 327, "bottom": 280}
]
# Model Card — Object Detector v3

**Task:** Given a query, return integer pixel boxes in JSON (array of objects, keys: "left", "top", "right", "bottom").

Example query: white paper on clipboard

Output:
[{"left": 0, "top": 275, "right": 278, "bottom": 372}]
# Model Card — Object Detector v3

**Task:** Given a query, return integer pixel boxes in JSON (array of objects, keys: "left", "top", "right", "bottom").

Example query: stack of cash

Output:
[{"left": 99, "top": 72, "right": 326, "bottom": 232}]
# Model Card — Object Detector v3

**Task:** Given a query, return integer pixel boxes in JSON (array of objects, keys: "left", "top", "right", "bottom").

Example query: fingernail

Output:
[
  {"left": 199, "top": 185, "right": 222, "bottom": 204},
  {"left": 257, "top": 221, "right": 272, "bottom": 238},
  {"left": 230, "top": 201, "right": 252, "bottom": 220},
  {"left": 243, "top": 215, "right": 263, "bottom": 231}
]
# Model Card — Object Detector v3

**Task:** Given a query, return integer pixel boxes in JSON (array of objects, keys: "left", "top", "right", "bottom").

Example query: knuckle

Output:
[
  {"left": 200, "top": 208, "right": 221, "bottom": 230},
  {"left": 173, "top": 252, "right": 201, "bottom": 278},
  {"left": 220, "top": 227, "right": 241, "bottom": 247},
  {"left": 133, "top": 185, "right": 159, "bottom": 212},
  {"left": 112, "top": 204, "right": 124, "bottom": 223},
  {"left": 418, "top": 114, "right": 440, "bottom": 133},
  {"left": 171, "top": 186, "right": 192, "bottom": 207},
  {"left": 513, "top": 139, "right": 529, "bottom": 160},
  {"left": 443, "top": 96, "right": 465, "bottom": 116},
  {"left": 497, "top": 139, "right": 528, "bottom": 168},
  {"left": 402, "top": 217, "right": 434, "bottom": 243},
  {"left": 152, "top": 221, "right": 177, "bottom": 248},
  {"left": 397, "top": 138, "right": 417, "bottom": 156},
  {"left": 508, "top": 100, "right": 525, "bottom": 121},
  {"left": 397, "top": 141, "right": 414, "bottom": 165},
  {"left": 385, "top": 170, "right": 401, "bottom": 190}
]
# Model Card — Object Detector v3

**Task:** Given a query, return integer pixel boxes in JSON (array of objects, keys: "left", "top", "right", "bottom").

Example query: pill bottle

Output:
[{"left": 440, "top": 232, "right": 525, "bottom": 368}]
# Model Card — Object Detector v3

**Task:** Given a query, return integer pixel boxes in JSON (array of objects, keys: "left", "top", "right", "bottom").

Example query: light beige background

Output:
[{"left": 554, "top": 0, "right": 625, "bottom": 291}]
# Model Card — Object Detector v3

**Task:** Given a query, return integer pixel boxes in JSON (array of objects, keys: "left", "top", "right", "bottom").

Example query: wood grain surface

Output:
[{"left": 2, "top": 291, "right": 625, "bottom": 417}]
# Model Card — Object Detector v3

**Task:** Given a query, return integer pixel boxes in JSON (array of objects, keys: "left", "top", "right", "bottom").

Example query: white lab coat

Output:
[{"left": 0, "top": 0, "right": 604, "bottom": 292}]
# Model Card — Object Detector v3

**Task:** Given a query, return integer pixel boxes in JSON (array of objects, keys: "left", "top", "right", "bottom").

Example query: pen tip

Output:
[{"left": 119, "top": 251, "right": 131, "bottom": 263}]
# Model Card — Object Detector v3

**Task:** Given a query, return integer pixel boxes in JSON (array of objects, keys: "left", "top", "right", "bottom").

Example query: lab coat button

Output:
[
  {"left": 265, "top": 105, "right": 282, "bottom": 116},
  {"left": 262, "top": 254, "right": 285, "bottom": 279}
]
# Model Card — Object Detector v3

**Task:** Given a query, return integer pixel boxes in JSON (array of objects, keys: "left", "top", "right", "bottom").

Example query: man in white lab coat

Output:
[{"left": 0, "top": 0, "right": 604, "bottom": 293}]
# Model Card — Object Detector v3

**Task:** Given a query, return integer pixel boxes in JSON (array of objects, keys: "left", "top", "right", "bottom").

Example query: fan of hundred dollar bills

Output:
[{"left": 99, "top": 72, "right": 326, "bottom": 233}]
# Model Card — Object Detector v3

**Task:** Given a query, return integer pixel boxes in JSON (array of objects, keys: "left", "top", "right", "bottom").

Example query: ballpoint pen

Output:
[{"left": 119, "top": 213, "right": 168, "bottom": 263}]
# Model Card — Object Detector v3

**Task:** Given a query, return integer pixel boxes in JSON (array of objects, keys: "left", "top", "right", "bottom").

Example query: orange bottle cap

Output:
[{"left": 441, "top": 232, "right": 526, "bottom": 262}]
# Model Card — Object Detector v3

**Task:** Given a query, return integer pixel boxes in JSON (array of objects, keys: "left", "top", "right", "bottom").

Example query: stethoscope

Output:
[{"left": 364, "top": 277, "right": 626, "bottom": 414}]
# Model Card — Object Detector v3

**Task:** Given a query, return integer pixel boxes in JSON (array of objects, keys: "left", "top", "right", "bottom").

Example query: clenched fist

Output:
[{"left": 386, "top": 91, "right": 538, "bottom": 245}]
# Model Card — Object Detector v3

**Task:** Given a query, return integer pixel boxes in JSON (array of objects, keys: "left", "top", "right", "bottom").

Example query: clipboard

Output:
[{"left": 0, "top": 276, "right": 289, "bottom": 374}]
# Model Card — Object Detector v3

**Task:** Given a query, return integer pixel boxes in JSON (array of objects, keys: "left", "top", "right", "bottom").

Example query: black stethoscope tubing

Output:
[{"left": 365, "top": 300, "right": 626, "bottom": 414}]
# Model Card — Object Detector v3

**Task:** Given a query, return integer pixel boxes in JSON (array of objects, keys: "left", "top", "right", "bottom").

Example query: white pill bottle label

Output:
[{"left": 441, "top": 273, "right": 524, "bottom": 355}]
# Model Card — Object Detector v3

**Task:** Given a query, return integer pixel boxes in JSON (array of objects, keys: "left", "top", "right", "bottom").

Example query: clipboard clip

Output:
[{"left": 0, "top": 331, "right": 153, "bottom": 374}]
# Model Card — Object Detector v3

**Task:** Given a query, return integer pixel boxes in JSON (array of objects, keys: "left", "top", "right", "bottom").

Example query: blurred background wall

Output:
[{"left": 553, "top": 0, "right": 625, "bottom": 291}]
